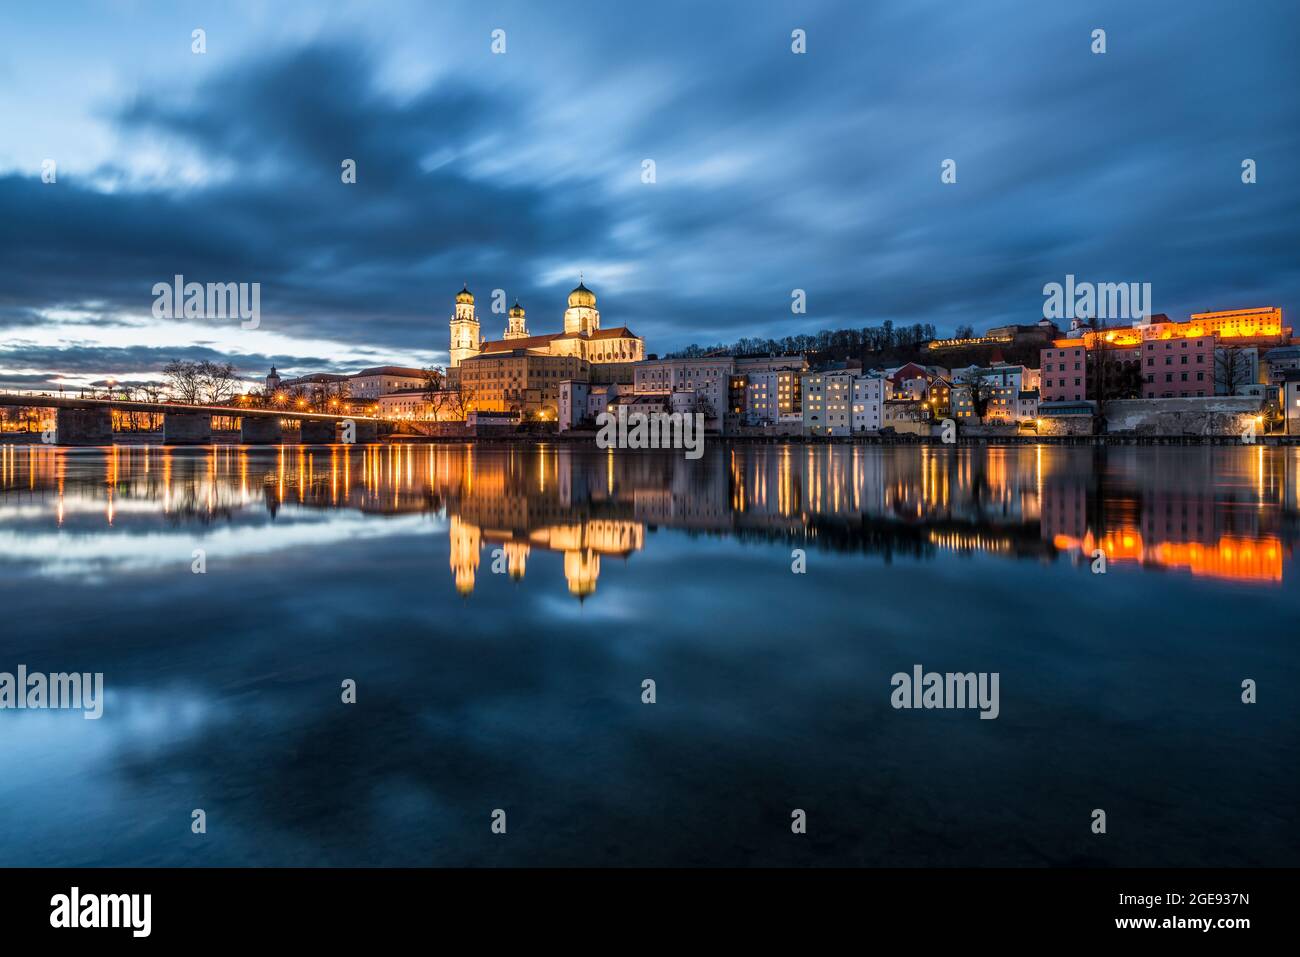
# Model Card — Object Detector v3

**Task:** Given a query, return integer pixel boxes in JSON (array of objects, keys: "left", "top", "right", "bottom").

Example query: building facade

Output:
[
  {"left": 1042, "top": 307, "right": 1288, "bottom": 403},
  {"left": 802, "top": 371, "right": 855, "bottom": 436},
  {"left": 1283, "top": 371, "right": 1300, "bottom": 436},
  {"left": 348, "top": 366, "right": 429, "bottom": 399},
  {"left": 1141, "top": 336, "right": 1214, "bottom": 398},
  {"left": 951, "top": 365, "right": 1034, "bottom": 421},
  {"left": 633, "top": 356, "right": 733, "bottom": 420},
  {"left": 448, "top": 283, "right": 644, "bottom": 369},
  {"left": 558, "top": 381, "right": 628, "bottom": 431},
  {"left": 851, "top": 376, "right": 884, "bottom": 432},
  {"left": 1040, "top": 342, "right": 1088, "bottom": 402},
  {"left": 459, "top": 350, "right": 589, "bottom": 417}
]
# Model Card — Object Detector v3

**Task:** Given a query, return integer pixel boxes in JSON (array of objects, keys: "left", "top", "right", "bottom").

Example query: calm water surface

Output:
[{"left": 0, "top": 442, "right": 1296, "bottom": 866}]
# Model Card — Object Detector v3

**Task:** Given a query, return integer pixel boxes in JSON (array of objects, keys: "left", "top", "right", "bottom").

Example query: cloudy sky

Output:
[{"left": 1, "top": 0, "right": 1297, "bottom": 390}]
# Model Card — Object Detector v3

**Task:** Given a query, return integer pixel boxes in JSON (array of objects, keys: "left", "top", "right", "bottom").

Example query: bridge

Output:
[{"left": 0, "top": 393, "right": 385, "bottom": 446}]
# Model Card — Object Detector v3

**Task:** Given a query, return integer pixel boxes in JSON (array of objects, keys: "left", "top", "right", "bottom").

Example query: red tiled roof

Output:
[
  {"left": 479, "top": 327, "right": 640, "bottom": 352},
  {"left": 351, "top": 366, "right": 428, "bottom": 377},
  {"left": 480, "top": 334, "right": 564, "bottom": 353}
]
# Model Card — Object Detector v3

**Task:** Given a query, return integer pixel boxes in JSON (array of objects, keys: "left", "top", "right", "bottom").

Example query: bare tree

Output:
[
  {"left": 163, "top": 359, "right": 239, "bottom": 404},
  {"left": 199, "top": 361, "right": 240, "bottom": 405},
  {"left": 163, "top": 360, "right": 204, "bottom": 403},
  {"left": 432, "top": 387, "right": 471, "bottom": 422},
  {"left": 956, "top": 369, "right": 995, "bottom": 422},
  {"left": 421, "top": 366, "right": 446, "bottom": 394},
  {"left": 421, "top": 367, "right": 447, "bottom": 413},
  {"left": 1215, "top": 346, "right": 1253, "bottom": 396}
]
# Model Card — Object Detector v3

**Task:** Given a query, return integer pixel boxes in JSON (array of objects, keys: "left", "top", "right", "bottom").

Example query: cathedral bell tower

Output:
[
  {"left": 563, "top": 281, "right": 600, "bottom": 337},
  {"left": 504, "top": 300, "right": 529, "bottom": 340},
  {"left": 449, "top": 284, "right": 481, "bottom": 368}
]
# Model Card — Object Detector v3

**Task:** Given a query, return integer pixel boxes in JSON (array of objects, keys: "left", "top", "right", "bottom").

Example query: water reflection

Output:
[
  {"left": 2, "top": 441, "right": 1297, "bottom": 867},
  {"left": 2, "top": 442, "right": 1298, "bottom": 590}
]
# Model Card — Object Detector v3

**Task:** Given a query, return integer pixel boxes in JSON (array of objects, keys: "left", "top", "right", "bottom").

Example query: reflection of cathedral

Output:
[
  {"left": 448, "top": 513, "right": 645, "bottom": 600},
  {"left": 441, "top": 447, "right": 662, "bottom": 599},
  {"left": 448, "top": 282, "right": 644, "bottom": 368}
]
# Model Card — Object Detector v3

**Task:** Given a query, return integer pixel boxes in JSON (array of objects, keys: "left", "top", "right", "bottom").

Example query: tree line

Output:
[{"left": 667, "top": 322, "right": 940, "bottom": 362}]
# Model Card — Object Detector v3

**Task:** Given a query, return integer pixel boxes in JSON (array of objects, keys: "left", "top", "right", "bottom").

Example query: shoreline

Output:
[{"left": 3, "top": 431, "right": 1297, "bottom": 447}]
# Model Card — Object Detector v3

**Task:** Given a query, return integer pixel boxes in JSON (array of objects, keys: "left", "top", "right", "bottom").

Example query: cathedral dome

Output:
[
  {"left": 456, "top": 284, "right": 474, "bottom": 305},
  {"left": 568, "top": 281, "right": 596, "bottom": 308},
  {"left": 509, "top": 300, "right": 525, "bottom": 318}
]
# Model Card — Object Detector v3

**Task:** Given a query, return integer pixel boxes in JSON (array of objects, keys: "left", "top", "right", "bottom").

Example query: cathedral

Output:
[{"left": 449, "top": 281, "right": 644, "bottom": 368}]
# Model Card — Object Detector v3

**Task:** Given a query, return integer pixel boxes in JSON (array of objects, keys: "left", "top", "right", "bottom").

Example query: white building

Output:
[
  {"left": 348, "top": 366, "right": 429, "bottom": 399},
  {"left": 1214, "top": 345, "right": 1260, "bottom": 395},
  {"left": 851, "top": 376, "right": 884, "bottom": 432},
  {"left": 802, "top": 371, "right": 855, "bottom": 435},
  {"left": 1283, "top": 372, "right": 1300, "bottom": 436},
  {"left": 377, "top": 388, "right": 430, "bottom": 419},
  {"left": 1016, "top": 389, "right": 1040, "bottom": 422},
  {"left": 559, "top": 381, "right": 628, "bottom": 431},
  {"left": 950, "top": 364, "right": 1033, "bottom": 421},
  {"left": 633, "top": 357, "right": 734, "bottom": 420},
  {"left": 745, "top": 372, "right": 782, "bottom": 425}
]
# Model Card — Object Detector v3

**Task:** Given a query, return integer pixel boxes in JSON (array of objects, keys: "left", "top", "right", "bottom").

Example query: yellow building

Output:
[
  {"left": 459, "top": 350, "right": 589, "bottom": 417},
  {"left": 1074, "top": 307, "right": 1288, "bottom": 349}
]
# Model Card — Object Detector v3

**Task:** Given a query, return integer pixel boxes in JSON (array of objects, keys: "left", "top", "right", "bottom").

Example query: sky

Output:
[{"left": 1, "top": 0, "right": 1298, "bottom": 390}]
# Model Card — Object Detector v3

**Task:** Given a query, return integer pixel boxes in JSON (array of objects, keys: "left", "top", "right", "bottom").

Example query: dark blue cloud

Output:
[{"left": 0, "top": 0, "right": 1297, "bottom": 382}]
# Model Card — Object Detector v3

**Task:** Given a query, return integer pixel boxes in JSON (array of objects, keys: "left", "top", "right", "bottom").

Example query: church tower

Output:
[
  {"left": 504, "top": 300, "right": 529, "bottom": 340},
  {"left": 563, "top": 281, "right": 600, "bottom": 337},
  {"left": 449, "top": 285, "right": 481, "bottom": 368}
]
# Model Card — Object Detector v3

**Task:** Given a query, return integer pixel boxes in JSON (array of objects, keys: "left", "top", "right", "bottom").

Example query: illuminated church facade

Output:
[{"left": 449, "top": 282, "right": 644, "bottom": 368}]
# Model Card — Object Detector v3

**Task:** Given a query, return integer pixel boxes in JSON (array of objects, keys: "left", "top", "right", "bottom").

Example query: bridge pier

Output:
[
  {"left": 240, "top": 416, "right": 282, "bottom": 445},
  {"left": 56, "top": 408, "right": 113, "bottom": 446},
  {"left": 347, "top": 420, "right": 378, "bottom": 444},
  {"left": 300, "top": 419, "right": 337, "bottom": 444},
  {"left": 163, "top": 412, "right": 212, "bottom": 445}
]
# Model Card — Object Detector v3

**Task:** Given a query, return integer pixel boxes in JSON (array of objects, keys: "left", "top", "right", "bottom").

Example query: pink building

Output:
[
  {"left": 1039, "top": 343, "right": 1087, "bottom": 402},
  {"left": 1141, "top": 335, "right": 1213, "bottom": 398}
]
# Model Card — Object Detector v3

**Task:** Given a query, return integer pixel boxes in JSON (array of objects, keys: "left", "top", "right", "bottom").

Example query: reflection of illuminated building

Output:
[
  {"left": 5, "top": 441, "right": 1299, "bottom": 595},
  {"left": 449, "top": 516, "right": 481, "bottom": 595},
  {"left": 564, "top": 549, "right": 600, "bottom": 598},
  {"left": 502, "top": 541, "right": 529, "bottom": 580},
  {"left": 1150, "top": 536, "right": 1282, "bottom": 583},
  {"left": 1041, "top": 448, "right": 1292, "bottom": 582}
]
